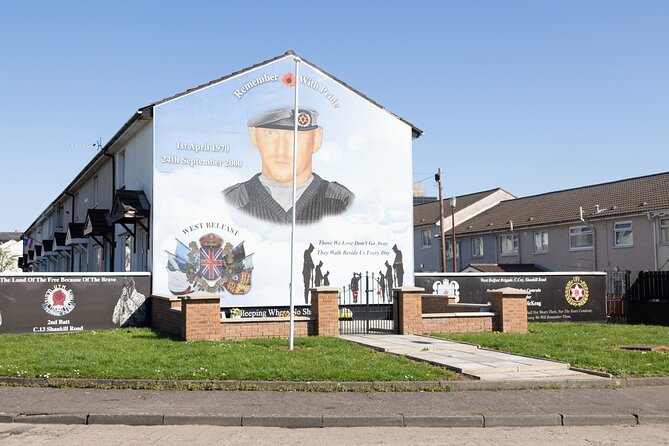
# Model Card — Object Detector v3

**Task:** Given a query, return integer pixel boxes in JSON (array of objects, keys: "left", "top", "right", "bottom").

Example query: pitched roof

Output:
[
  {"left": 0, "top": 232, "right": 22, "bottom": 242},
  {"left": 413, "top": 188, "right": 507, "bottom": 227},
  {"left": 150, "top": 51, "right": 423, "bottom": 138},
  {"left": 110, "top": 190, "right": 151, "bottom": 223},
  {"left": 452, "top": 171, "right": 669, "bottom": 235}
]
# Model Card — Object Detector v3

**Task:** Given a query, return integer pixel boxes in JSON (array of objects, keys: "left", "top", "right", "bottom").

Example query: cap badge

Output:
[{"left": 297, "top": 112, "right": 311, "bottom": 128}]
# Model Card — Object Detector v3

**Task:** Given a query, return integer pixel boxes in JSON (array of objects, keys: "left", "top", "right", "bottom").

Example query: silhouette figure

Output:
[
  {"left": 314, "top": 260, "right": 324, "bottom": 286},
  {"left": 378, "top": 270, "right": 386, "bottom": 301},
  {"left": 302, "top": 243, "right": 315, "bottom": 303},
  {"left": 323, "top": 271, "right": 330, "bottom": 286},
  {"left": 350, "top": 273, "right": 362, "bottom": 303},
  {"left": 384, "top": 261, "right": 394, "bottom": 298},
  {"left": 392, "top": 244, "right": 404, "bottom": 287}
]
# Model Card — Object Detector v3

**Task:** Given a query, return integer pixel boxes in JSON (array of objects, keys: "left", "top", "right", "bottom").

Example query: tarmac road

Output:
[{"left": 1, "top": 424, "right": 668, "bottom": 446}]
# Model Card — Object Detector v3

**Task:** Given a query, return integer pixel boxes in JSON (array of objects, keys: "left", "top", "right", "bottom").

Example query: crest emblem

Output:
[
  {"left": 565, "top": 276, "right": 589, "bottom": 307},
  {"left": 43, "top": 285, "right": 76, "bottom": 316},
  {"left": 166, "top": 233, "right": 254, "bottom": 296}
]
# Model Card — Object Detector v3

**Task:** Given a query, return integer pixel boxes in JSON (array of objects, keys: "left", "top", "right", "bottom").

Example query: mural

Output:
[{"left": 152, "top": 55, "right": 414, "bottom": 310}]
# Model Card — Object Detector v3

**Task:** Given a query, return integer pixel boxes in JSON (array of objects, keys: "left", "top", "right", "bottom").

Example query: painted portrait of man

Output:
[{"left": 223, "top": 107, "right": 354, "bottom": 224}]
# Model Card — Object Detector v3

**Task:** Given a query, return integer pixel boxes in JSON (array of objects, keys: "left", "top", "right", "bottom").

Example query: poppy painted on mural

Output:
[{"left": 281, "top": 72, "right": 295, "bottom": 87}]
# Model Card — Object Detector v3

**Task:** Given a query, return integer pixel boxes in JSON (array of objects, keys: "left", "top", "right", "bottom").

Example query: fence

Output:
[
  {"left": 338, "top": 272, "right": 395, "bottom": 334},
  {"left": 605, "top": 269, "right": 629, "bottom": 323},
  {"left": 628, "top": 271, "right": 669, "bottom": 326}
]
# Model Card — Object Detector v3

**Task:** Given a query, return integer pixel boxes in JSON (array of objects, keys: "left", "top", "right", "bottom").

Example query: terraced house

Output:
[{"left": 418, "top": 172, "right": 669, "bottom": 276}]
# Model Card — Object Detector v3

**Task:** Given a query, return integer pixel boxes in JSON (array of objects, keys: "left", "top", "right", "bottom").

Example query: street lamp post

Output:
[
  {"left": 436, "top": 169, "right": 446, "bottom": 273},
  {"left": 450, "top": 196, "right": 457, "bottom": 272}
]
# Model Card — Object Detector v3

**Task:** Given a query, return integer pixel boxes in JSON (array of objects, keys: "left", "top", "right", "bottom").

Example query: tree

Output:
[{"left": 0, "top": 245, "right": 18, "bottom": 272}]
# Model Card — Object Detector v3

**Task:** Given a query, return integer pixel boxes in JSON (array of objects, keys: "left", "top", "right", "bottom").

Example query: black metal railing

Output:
[{"left": 338, "top": 272, "right": 396, "bottom": 334}]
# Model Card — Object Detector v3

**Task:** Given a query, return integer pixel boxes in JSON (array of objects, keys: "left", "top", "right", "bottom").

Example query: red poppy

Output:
[
  {"left": 52, "top": 290, "right": 66, "bottom": 305},
  {"left": 353, "top": 290, "right": 359, "bottom": 298},
  {"left": 282, "top": 72, "right": 296, "bottom": 87}
]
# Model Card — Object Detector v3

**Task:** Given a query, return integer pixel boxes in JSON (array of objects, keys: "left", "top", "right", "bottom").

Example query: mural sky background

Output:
[{"left": 1, "top": 0, "right": 667, "bottom": 230}]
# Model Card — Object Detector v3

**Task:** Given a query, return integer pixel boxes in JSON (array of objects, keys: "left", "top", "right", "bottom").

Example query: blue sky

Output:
[{"left": 1, "top": 0, "right": 667, "bottom": 231}]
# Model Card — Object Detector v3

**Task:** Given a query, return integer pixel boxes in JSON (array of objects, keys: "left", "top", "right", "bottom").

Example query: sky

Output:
[{"left": 1, "top": 0, "right": 667, "bottom": 231}]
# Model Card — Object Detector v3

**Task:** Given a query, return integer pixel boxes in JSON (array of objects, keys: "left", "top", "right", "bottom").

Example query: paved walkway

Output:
[
  {"left": 340, "top": 334, "right": 605, "bottom": 380},
  {"left": 1, "top": 386, "right": 668, "bottom": 428}
]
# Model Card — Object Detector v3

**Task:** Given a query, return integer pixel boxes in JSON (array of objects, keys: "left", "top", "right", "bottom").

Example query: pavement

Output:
[
  {"left": 0, "top": 335, "right": 668, "bottom": 429},
  {"left": 339, "top": 334, "right": 607, "bottom": 380},
  {"left": 0, "top": 385, "right": 668, "bottom": 428}
]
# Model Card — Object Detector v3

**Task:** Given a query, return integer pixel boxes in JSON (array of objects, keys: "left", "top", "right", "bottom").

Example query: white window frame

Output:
[
  {"left": 472, "top": 237, "right": 483, "bottom": 258},
  {"left": 569, "top": 225, "right": 593, "bottom": 250},
  {"left": 421, "top": 229, "right": 432, "bottom": 248},
  {"left": 124, "top": 234, "right": 132, "bottom": 272},
  {"left": 95, "top": 244, "right": 105, "bottom": 272},
  {"left": 499, "top": 234, "right": 518, "bottom": 256},
  {"left": 533, "top": 230, "right": 549, "bottom": 254},
  {"left": 445, "top": 240, "right": 453, "bottom": 259},
  {"left": 660, "top": 218, "right": 669, "bottom": 244},
  {"left": 613, "top": 221, "right": 633, "bottom": 248}
]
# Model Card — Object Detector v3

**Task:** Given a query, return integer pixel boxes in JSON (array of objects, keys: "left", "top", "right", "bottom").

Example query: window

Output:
[
  {"left": 421, "top": 229, "right": 432, "bottom": 248},
  {"left": 124, "top": 235, "right": 132, "bottom": 272},
  {"left": 500, "top": 234, "right": 518, "bottom": 256},
  {"left": 56, "top": 206, "right": 63, "bottom": 229},
  {"left": 613, "top": 221, "right": 633, "bottom": 247},
  {"left": 119, "top": 150, "right": 126, "bottom": 187},
  {"left": 533, "top": 231, "right": 549, "bottom": 253},
  {"left": 472, "top": 237, "right": 483, "bottom": 257},
  {"left": 569, "top": 225, "right": 593, "bottom": 250},
  {"left": 445, "top": 240, "right": 453, "bottom": 258},
  {"left": 660, "top": 218, "right": 669, "bottom": 244},
  {"left": 95, "top": 244, "right": 105, "bottom": 272}
]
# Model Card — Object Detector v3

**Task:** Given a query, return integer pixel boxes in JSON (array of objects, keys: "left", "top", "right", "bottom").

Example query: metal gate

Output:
[
  {"left": 605, "top": 269, "right": 629, "bottom": 323},
  {"left": 338, "top": 272, "right": 396, "bottom": 334}
]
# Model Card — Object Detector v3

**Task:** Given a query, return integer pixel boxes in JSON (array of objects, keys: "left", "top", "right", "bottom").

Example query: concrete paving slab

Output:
[
  {"left": 163, "top": 414, "right": 242, "bottom": 426},
  {"left": 242, "top": 415, "right": 323, "bottom": 428},
  {"left": 13, "top": 414, "right": 87, "bottom": 425},
  {"left": 339, "top": 334, "right": 601, "bottom": 381},
  {"left": 88, "top": 413, "right": 164, "bottom": 426},
  {"left": 403, "top": 415, "right": 484, "bottom": 428},
  {"left": 483, "top": 413, "right": 563, "bottom": 427},
  {"left": 322, "top": 415, "right": 404, "bottom": 427},
  {"left": 562, "top": 414, "right": 638, "bottom": 426}
]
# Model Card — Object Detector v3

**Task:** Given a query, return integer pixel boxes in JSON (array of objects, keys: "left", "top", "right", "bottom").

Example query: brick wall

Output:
[
  {"left": 397, "top": 287, "right": 424, "bottom": 335},
  {"left": 181, "top": 297, "right": 222, "bottom": 341},
  {"left": 220, "top": 318, "right": 314, "bottom": 340},
  {"left": 311, "top": 287, "right": 339, "bottom": 336},
  {"left": 422, "top": 295, "right": 457, "bottom": 313},
  {"left": 151, "top": 296, "right": 183, "bottom": 338},
  {"left": 151, "top": 295, "right": 319, "bottom": 341},
  {"left": 422, "top": 315, "right": 493, "bottom": 334},
  {"left": 489, "top": 288, "right": 529, "bottom": 333}
]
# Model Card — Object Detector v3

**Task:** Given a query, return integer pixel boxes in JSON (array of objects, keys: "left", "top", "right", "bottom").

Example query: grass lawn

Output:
[
  {"left": 433, "top": 322, "right": 669, "bottom": 377},
  {"left": 0, "top": 328, "right": 453, "bottom": 382}
]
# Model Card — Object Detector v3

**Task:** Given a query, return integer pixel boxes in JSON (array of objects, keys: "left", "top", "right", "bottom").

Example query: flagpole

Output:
[{"left": 288, "top": 56, "right": 301, "bottom": 351}]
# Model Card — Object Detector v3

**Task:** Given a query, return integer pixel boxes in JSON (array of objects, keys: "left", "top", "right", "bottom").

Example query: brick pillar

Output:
[
  {"left": 396, "top": 286, "right": 424, "bottom": 335},
  {"left": 311, "top": 286, "right": 340, "bottom": 337},
  {"left": 488, "top": 287, "right": 529, "bottom": 333},
  {"left": 180, "top": 294, "right": 221, "bottom": 341}
]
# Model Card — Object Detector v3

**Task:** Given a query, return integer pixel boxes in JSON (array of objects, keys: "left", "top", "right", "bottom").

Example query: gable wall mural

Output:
[{"left": 152, "top": 55, "right": 414, "bottom": 313}]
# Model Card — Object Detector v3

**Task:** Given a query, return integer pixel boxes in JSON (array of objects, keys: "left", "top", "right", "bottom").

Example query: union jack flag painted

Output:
[{"left": 199, "top": 247, "right": 223, "bottom": 281}]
